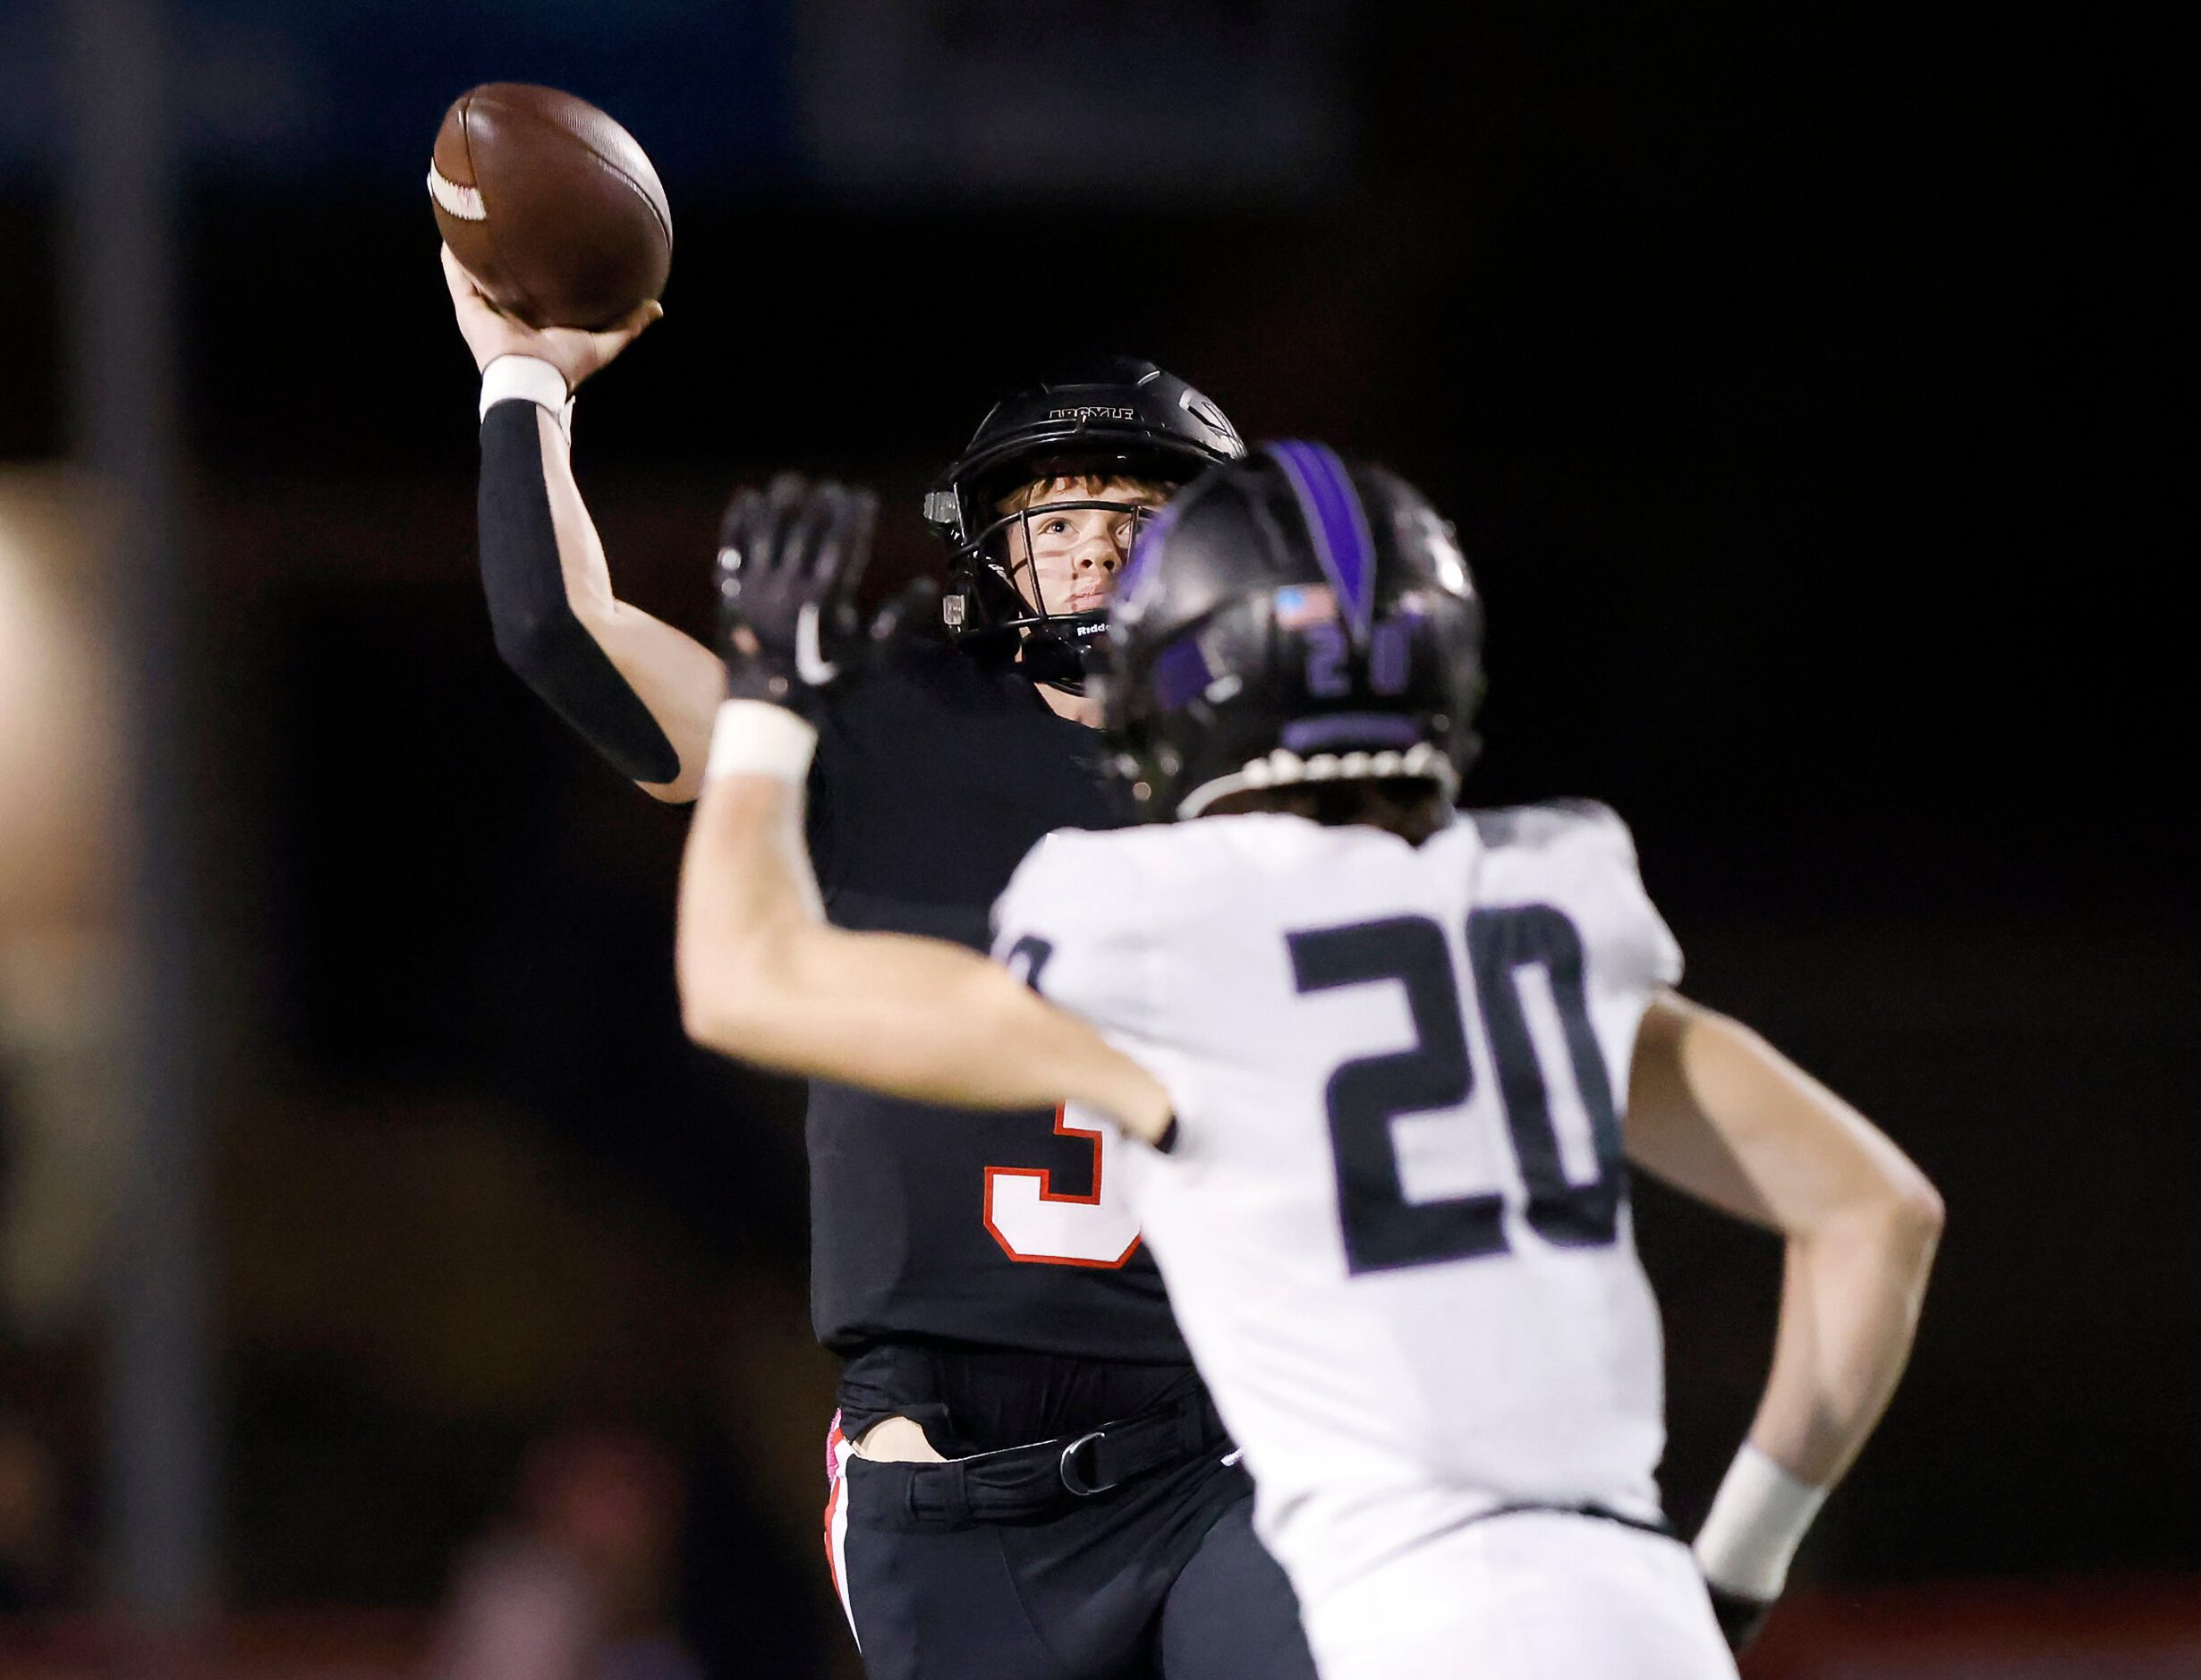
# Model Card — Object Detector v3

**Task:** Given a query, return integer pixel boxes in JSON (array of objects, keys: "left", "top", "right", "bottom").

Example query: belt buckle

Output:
[{"left": 1058, "top": 1430, "right": 1117, "bottom": 1498}]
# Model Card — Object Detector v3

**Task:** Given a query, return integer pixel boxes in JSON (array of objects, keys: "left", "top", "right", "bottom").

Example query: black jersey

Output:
[
  {"left": 471, "top": 403, "right": 1184, "bottom": 1371},
  {"left": 802, "top": 636, "right": 1187, "bottom": 1365}
]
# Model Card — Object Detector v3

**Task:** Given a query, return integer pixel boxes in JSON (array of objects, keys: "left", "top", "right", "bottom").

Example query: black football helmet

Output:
[
  {"left": 1101, "top": 441, "right": 1484, "bottom": 820},
  {"left": 923, "top": 357, "right": 1245, "bottom": 692}
]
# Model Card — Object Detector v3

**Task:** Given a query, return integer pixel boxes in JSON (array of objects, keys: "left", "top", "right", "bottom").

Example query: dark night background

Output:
[{"left": 0, "top": 2, "right": 2189, "bottom": 1675}]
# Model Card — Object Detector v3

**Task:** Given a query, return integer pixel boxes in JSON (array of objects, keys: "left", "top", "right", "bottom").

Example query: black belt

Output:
[{"left": 883, "top": 1387, "right": 1231, "bottom": 1524}]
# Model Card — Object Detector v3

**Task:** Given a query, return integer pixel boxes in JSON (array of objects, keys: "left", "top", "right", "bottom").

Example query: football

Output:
[{"left": 429, "top": 83, "right": 672, "bottom": 330}]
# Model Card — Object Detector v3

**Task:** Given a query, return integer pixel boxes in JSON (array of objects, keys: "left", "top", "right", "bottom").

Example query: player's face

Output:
[{"left": 1000, "top": 484, "right": 1163, "bottom": 616}]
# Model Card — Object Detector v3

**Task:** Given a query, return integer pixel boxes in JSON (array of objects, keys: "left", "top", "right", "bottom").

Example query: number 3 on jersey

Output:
[{"left": 983, "top": 936, "right": 1143, "bottom": 1268}]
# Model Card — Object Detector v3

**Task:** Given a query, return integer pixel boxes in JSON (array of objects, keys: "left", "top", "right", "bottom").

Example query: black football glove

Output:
[
  {"left": 715, "top": 474, "right": 882, "bottom": 714},
  {"left": 1704, "top": 1581, "right": 1777, "bottom": 1656}
]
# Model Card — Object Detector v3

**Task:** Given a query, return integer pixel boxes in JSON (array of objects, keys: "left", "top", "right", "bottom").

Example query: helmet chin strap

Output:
[{"left": 1018, "top": 611, "right": 1109, "bottom": 694}]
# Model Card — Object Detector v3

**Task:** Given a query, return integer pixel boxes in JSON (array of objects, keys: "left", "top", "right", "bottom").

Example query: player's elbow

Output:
[
  {"left": 676, "top": 940, "right": 769, "bottom": 1059},
  {"left": 489, "top": 594, "right": 557, "bottom": 677},
  {"left": 679, "top": 976, "right": 767, "bottom": 1062},
  {"left": 1897, "top": 1160, "right": 1945, "bottom": 1230},
  {"left": 1840, "top": 1155, "right": 1944, "bottom": 1281},
  {"left": 1870, "top": 1135, "right": 1943, "bottom": 1235},
  {"left": 489, "top": 596, "right": 584, "bottom": 686},
  {"left": 679, "top": 996, "right": 744, "bottom": 1059},
  {"left": 1886, "top": 1167, "right": 1945, "bottom": 1262}
]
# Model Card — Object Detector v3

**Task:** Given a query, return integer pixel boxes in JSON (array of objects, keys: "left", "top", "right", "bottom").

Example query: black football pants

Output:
[{"left": 827, "top": 1429, "right": 1318, "bottom": 1680}]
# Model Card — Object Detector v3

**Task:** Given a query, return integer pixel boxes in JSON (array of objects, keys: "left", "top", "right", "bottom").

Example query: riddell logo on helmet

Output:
[{"left": 1049, "top": 405, "right": 1136, "bottom": 422}]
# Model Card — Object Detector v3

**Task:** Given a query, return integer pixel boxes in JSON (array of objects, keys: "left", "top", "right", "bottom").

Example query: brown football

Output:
[{"left": 429, "top": 83, "right": 672, "bottom": 330}]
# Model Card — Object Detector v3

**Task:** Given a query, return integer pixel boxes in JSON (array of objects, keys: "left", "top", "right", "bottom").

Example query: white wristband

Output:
[
  {"left": 705, "top": 700, "right": 819, "bottom": 785},
  {"left": 479, "top": 354, "right": 575, "bottom": 440},
  {"left": 1692, "top": 1444, "right": 1827, "bottom": 1601}
]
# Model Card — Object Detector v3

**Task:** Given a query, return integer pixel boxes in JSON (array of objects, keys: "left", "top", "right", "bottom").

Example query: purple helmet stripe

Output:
[
  {"left": 1151, "top": 632, "right": 1213, "bottom": 710},
  {"left": 1266, "top": 440, "right": 1377, "bottom": 642}
]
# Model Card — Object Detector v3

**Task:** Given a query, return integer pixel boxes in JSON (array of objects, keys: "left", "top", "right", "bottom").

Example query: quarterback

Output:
[
  {"left": 442, "top": 247, "right": 1323, "bottom": 1678},
  {"left": 676, "top": 446, "right": 1944, "bottom": 1678}
]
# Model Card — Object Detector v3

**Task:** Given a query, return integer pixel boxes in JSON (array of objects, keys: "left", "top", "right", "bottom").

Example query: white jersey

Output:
[{"left": 990, "top": 802, "right": 1685, "bottom": 1608}]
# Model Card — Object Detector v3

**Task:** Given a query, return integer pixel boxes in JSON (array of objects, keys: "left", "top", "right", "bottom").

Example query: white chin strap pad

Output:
[{"left": 1176, "top": 741, "right": 1457, "bottom": 819}]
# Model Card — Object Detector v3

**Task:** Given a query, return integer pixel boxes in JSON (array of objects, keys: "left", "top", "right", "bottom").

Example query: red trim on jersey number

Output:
[{"left": 982, "top": 1105, "right": 1144, "bottom": 1268}]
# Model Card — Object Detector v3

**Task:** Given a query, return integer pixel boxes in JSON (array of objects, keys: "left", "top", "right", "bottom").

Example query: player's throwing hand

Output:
[{"left": 440, "top": 242, "right": 660, "bottom": 390}]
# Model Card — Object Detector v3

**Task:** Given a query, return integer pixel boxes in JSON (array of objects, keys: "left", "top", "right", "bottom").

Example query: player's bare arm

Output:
[
  {"left": 1626, "top": 991, "right": 1943, "bottom": 1481},
  {"left": 673, "top": 475, "right": 1173, "bottom": 1142},
  {"left": 445, "top": 244, "right": 724, "bottom": 802},
  {"left": 1625, "top": 988, "right": 1944, "bottom": 1641},
  {"left": 677, "top": 759, "right": 1170, "bottom": 1141}
]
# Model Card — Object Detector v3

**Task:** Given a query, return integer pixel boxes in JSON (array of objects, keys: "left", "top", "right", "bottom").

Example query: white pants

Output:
[{"left": 1299, "top": 1510, "right": 1738, "bottom": 1680}]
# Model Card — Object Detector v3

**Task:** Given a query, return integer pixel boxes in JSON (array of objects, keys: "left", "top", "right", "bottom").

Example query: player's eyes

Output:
[{"left": 1040, "top": 518, "right": 1071, "bottom": 537}]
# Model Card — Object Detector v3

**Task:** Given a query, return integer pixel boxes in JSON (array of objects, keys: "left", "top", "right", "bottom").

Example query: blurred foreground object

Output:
[
  {"left": 0, "top": 471, "right": 125, "bottom": 1337},
  {"left": 430, "top": 84, "right": 672, "bottom": 330},
  {"left": 427, "top": 1428, "right": 701, "bottom": 1680},
  {"left": 59, "top": 0, "right": 215, "bottom": 1648},
  {"left": 0, "top": 1413, "right": 64, "bottom": 1614}
]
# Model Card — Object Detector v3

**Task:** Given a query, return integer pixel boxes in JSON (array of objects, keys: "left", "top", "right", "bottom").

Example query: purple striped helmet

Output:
[{"left": 1101, "top": 443, "right": 1485, "bottom": 820}]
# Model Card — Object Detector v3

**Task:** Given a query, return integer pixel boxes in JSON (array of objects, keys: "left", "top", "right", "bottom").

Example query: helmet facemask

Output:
[{"left": 949, "top": 488, "right": 1164, "bottom": 695}]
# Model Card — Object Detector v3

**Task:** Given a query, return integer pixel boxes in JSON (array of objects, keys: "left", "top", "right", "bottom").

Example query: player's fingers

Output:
[
  {"left": 718, "top": 489, "right": 775, "bottom": 604},
  {"left": 594, "top": 299, "right": 662, "bottom": 351},
  {"left": 438, "top": 242, "right": 476, "bottom": 301},
  {"left": 441, "top": 242, "right": 524, "bottom": 329},
  {"left": 718, "top": 486, "right": 764, "bottom": 553},
  {"left": 806, "top": 481, "right": 863, "bottom": 592},
  {"left": 439, "top": 243, "right": 507, "bottom": 315},
  {"left": 829, "top": 486, "right": 880, "bottom": 608},
  {"left": 780, "top": 484, "right": 842, "bottom": 590},
  {"left": 763, "top": 476, "right": 820, "bottom": 589},
  {"left": 717, "top": 491, "right": 785, "bottom": 651},
  {"left": 764, "top": 472, "right": 811, "bottom": 519}
]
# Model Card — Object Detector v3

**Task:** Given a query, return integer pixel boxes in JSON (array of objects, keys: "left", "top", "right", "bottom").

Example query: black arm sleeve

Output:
[{"left": 478, "top": 400, "right": 683, "bottom": 785}]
